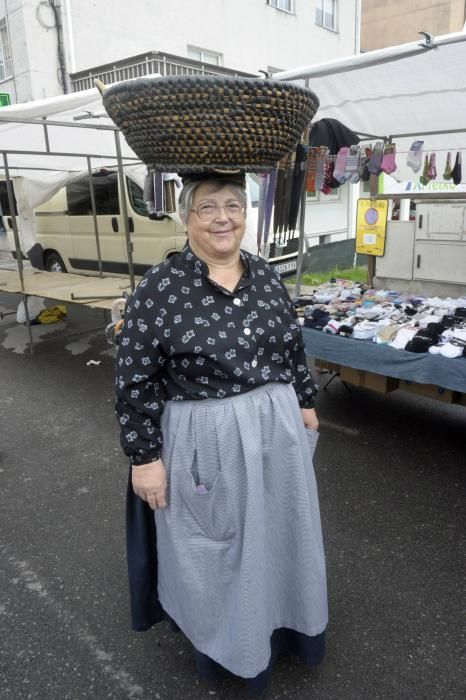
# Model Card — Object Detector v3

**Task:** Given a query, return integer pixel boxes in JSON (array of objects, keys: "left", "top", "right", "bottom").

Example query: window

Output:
[
  {"left": 316, "top": 0, "right": 337, "bottom": 31},
  {"left": 187, "top": 46, "right": 222, "bottom": 66},
  {"left": 66, "top": 171, "right": 119, "bottom": 216},
  {"left": 127, "top": 178, "right": 148, "bottom": 217},
  {"left": 306, "top": 187, "right": 340, "bottom": 202},
  {"left": 267, "top": 0, "right": 294, "bottom": 13},
  {"left": 0, "top": 18, "right": 13, "bottom": 81}
]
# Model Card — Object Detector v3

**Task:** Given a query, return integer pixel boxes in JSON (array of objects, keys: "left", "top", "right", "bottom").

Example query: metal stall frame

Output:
[{"left": 0, "top": 114, "right": 141, "bottom": 353}]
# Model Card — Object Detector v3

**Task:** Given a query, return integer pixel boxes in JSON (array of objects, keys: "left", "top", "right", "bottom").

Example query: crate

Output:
[
  {"left": 398, "top": 379, "right": 457, "bottom": 403},
  {"left": 339, "top": 366, "right": 398, "bottom": 393}
]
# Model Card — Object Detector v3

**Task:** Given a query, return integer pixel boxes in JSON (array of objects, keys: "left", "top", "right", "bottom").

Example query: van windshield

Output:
[{"left": 127, "top": 178, "right": 148, "bottom": 217}]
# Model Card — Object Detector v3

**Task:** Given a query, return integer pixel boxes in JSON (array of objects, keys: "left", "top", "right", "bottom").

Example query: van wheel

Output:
[{"left": 45, "top": 251, "right": 67, "bottom": 273}]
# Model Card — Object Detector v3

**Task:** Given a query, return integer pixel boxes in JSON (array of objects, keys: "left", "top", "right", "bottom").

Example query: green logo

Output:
[{"left": 0, "top": 93, "right": 11, "bottom": 107}]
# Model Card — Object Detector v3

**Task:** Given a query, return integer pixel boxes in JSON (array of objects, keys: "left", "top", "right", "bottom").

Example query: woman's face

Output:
[{"left": 186, "top": 183, "right": 246, "bottom": 261}]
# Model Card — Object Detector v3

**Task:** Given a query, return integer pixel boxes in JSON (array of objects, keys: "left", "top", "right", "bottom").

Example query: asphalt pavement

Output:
[{"left": 0, "top": 291, "right": 464, "bottom": 700}]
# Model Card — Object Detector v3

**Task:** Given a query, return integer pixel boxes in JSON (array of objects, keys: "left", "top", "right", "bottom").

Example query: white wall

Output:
[
  {"left": 3, "top": 1, "right": 358, "bottom": 102},
  {"left": 66, "top": 0, "right": 357, "bottom": 77},
  {"left": 305, "top": 184, "right": 351, "bottom": 240}
]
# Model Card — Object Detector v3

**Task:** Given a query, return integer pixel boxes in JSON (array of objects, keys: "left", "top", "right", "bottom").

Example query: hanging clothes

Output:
[
  {"left": 288, "top": 143, "right": 307, "bottom": 233},
  {"left": 309, "top": 118, "right": 360, "bottom": 189}
]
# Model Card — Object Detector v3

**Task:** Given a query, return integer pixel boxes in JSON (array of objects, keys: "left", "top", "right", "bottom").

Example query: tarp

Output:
[
  {"left": 0, "top": 79, "right": 258, "bottom": 253},
  {"left": 275, "top": 30, "right": 466, "bottom": 184}
]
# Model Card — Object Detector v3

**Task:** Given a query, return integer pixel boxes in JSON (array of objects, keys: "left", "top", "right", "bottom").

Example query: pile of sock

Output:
[{"left": 295, "top": 281, "right": 466, "bottom": 360}]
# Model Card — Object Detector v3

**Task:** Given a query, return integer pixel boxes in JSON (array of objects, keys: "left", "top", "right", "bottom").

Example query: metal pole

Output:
[
  {"left": 86, "top": 157, "right": 103, "bottom": 277},
  {"left": 42, "top": 119, "right": 50, "bottom": 152},
  {"left": 114, "top": 131, "right": 135, "bottom": 291},
  {"left": 294, "top": 79, "right": 310, "bottom": 298},
  {"left": 2, "top": 152, "right": 34, "bottom": 354}
]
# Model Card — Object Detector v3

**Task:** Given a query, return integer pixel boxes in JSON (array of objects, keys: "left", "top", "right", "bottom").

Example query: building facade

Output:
[
  {"left": 361, "top": 0, "right": 465, "bottom": 52},
  {"left": 1, "top": 0, "right": 358, "bottom": 103}
]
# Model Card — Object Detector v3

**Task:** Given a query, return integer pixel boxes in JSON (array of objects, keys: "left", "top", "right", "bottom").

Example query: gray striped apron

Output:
[{"left": 155, "top": 382, "right": 328, "bottom": 678}]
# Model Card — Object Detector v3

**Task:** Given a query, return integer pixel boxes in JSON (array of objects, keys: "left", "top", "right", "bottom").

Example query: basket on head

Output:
[{"left": 100, "top": 75, "right": 319, "bottom": 174}]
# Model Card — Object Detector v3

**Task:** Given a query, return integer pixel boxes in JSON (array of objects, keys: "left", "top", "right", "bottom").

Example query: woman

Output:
[{"left": 116, "top": 174, "right": 328, "bottom": 693}]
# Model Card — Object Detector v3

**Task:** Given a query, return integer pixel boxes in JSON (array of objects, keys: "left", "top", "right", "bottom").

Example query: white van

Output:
[{"left": 1, "top": 172, "right": 302, "bottom": 278}]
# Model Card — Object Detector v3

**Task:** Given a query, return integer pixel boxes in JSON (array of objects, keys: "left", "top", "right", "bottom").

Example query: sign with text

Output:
[{"left": 356, "top": 199, "right": 388, "bottom": 256}]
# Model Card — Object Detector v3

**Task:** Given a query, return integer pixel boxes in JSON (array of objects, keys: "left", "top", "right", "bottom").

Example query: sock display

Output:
[
  {"left": 452, "top": 152, "right": 462, "bottom": 185},
  {"left": 419, "top": 154, "right": 430, "bottom": 185},
  {"left": 407, "top": 140, "right": 424, "bottom": 172},
  {"left": 381, "top": 143, "right": 397, "bottom": 175},
  {"left": 443, "top": 152, "right": 452, "bottom": 180},
  {"left": 333, "top": 147, "right": 349, "bottom": 183}
]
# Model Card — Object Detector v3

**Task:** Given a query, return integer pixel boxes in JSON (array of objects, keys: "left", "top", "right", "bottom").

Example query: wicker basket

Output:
[{"left": 101, "top": 75, "right": 319, "bottom": 173}]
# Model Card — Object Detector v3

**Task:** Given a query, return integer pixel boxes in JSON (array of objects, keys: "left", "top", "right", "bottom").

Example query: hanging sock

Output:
[
  {"left": 452, "top": 151, "right": 462, "bottom": 185},
  {"left": 345, "top": 145, "right": 361, "bottom": 183},
  {"left": 443, "top": 152, "right": 453, "bottom": 180},
  {"left": 407, "top": 140, "right": 424, "bottom": 173},
  {"left": 333, "top": 147, "right": 349, "bottom": 183},
  {"left": 367, "top": 142, "right": 384, "bottom": 175},
  {"left": 306, "top": 147, "right": 318, "bottom": 193},
  {"left": 320, "top": 155, "right": 334, "bottom": 194},
  {"left": 360, "top": 148, "right": 371, "bottom": 182},
  {"left": 381, "top": 143, "right": 397, "bottom": 175},
  {"left": 419, "top": 155, "right": 430, "bottom": 185},
  {"left": 315, "top": 146, "right": 328, "bottom": 191},
  {"left": 427, "top": 153, "right": 437, "bottom": 180}
]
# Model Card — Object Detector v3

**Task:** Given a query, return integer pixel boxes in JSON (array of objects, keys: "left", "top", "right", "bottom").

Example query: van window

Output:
[
  {"left": 0, "top": 180, "right": 17, "bottom": 215},
  {"left": 127, "top": 177, "right": 148, "bottom": 217},
  {"left": 66, "top": 171, "right": 119, "bottom": 215}
]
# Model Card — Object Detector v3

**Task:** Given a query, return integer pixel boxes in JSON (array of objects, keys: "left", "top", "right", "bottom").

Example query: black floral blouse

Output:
[{"left": 115, "top": 244, "right": 317, "bottom": 465}]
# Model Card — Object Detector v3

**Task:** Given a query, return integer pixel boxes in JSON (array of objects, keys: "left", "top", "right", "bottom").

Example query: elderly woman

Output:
[{"left": 115, "top": 174, "right": 328, "bottom": 693}]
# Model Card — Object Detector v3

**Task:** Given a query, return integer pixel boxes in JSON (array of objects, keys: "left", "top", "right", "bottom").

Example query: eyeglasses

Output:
[{"left": 190, "top": 202, "right": 246, "bottom": 221}]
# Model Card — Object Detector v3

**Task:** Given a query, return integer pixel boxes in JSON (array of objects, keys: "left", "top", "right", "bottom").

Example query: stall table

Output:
[{"left": 302, "top": 327, "right": 466, "bottom": 405}]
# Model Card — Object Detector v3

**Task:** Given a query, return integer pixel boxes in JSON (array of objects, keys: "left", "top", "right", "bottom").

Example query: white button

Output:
[
  {"left": 244, "top": 327, "right": 251, "bottom": 335},
  {"left": 251, "top": 359, "right": 258, "bottom": 368},
  {"left": 233, "top": 298, "right": 242, "bottom": 306}
]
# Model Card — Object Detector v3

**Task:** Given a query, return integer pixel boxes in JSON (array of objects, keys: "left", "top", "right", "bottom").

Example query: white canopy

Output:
[{"left": 275, "top": 30, "right": 466, "bottom": 184}]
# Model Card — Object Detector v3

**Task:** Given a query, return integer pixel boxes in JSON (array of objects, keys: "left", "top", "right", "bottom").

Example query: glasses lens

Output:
[
  {"left": 225, "top": 203, "right": 244, "bottom": 218},
  {"left": 197, "top": 203, "right": 217, "bottom": 220},
  {"left": 196, "top": 202, "right": 244, "bottom": 220}
]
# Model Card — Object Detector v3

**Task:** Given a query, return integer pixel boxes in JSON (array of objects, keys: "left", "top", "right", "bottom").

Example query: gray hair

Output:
[{"left": 178, "top": 179, "right": 247, "bottom": 223}]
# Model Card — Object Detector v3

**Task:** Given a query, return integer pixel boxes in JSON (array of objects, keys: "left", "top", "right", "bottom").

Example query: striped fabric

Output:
[{"left": 155, "top": 382, "right": 328, "bottom": 678}]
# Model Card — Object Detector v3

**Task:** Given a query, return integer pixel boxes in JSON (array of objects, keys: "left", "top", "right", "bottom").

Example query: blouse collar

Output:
[{"left": 181, "top": 242, "right": 252, "bottom": 279}]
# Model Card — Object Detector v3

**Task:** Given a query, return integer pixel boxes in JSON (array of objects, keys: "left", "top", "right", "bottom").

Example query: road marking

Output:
[{"left": 2, "top": 547, "right": 145, "bottom": 699}]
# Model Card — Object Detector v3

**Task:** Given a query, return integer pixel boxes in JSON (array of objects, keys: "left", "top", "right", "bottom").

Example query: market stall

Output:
[{"left": 273, "top": 31, "right": 466, "bottom": 400}]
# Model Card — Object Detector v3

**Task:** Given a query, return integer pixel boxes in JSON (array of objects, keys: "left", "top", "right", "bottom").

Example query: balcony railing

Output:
[{"left": 70, "top": 50, "right": 255, "bottom": 92}]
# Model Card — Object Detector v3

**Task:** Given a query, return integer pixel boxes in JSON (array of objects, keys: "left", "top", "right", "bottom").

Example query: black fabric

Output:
[
  {"left": 126, "top": 468, "right": 164, "bottom": 631},
  {"left": 193, "top": 628, "right": 325, "bottom": 695},
  {"left": 405, "top": 327, "right": 439, "bottom": 353},
  {"left": 115, "top": 244, "right": 317, "bottom": 465},
  {"left": 288, "top": 143, "right": 307, "bottom": 232}
]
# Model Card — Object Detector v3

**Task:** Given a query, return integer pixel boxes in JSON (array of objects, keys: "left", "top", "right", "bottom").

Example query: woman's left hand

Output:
[{"left": 300, "top": 407, "right": 319, "bottom": 431}]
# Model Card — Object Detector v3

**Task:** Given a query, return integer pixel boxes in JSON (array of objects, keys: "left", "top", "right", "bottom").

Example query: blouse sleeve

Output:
[
  {"left": 277, "top": 275, "right": 318, "bottom": 409},
  {"left": 115, "top": 277, "right": 167, "bottom": 465}
]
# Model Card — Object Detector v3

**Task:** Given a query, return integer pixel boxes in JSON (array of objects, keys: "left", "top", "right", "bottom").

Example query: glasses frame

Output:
[{"left": 190, "top": 202, "right": 246, "bottom": 221}]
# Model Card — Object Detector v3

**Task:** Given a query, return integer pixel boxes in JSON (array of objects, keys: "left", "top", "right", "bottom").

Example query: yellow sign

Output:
[{"left": 356, "top": 199, "right": 388, "bottom": 256}]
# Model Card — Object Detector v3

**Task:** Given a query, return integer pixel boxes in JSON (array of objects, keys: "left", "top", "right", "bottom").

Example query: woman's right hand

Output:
[{"left": 132, "top": 458, "right": 167, "bottom": 510}]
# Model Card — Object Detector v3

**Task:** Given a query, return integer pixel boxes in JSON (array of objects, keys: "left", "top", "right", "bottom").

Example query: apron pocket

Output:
[{"left": 180, "top": 469, "right": 235, "bottom": 541}]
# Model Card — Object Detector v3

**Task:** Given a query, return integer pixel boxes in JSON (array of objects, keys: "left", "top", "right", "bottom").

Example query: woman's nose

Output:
[{"left": 214, "top": 206, "right": 230, "bottom": 221}]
